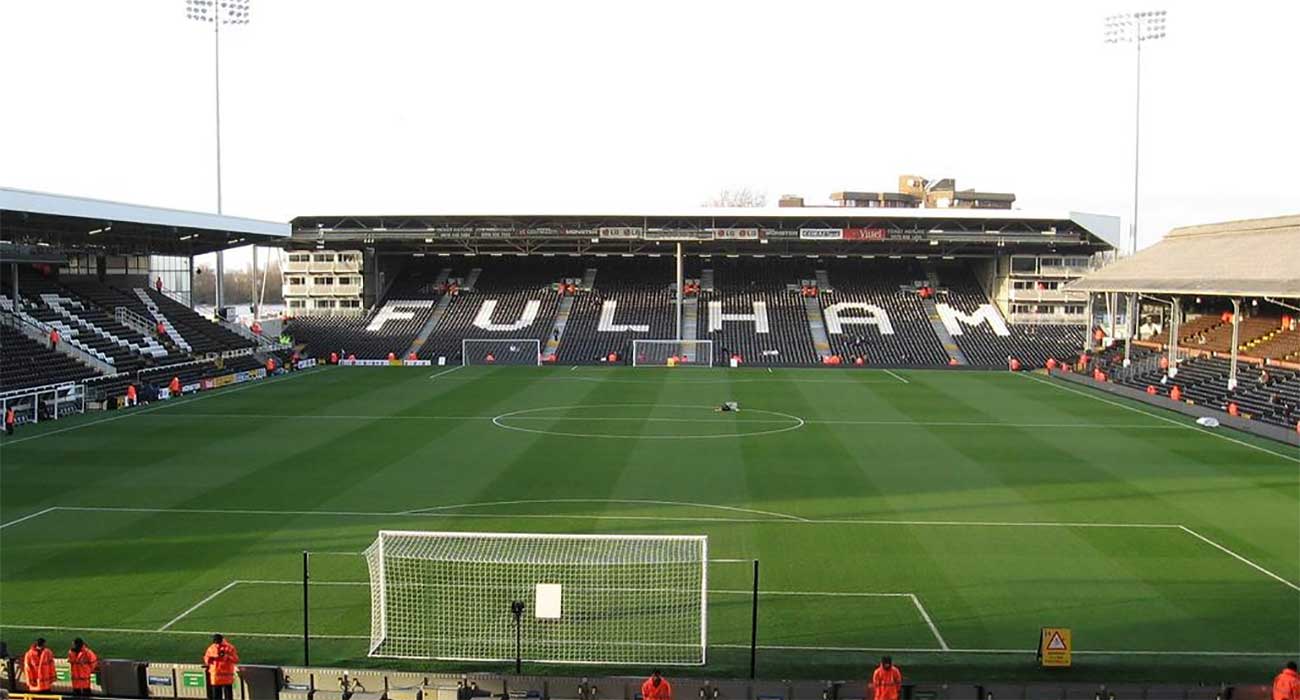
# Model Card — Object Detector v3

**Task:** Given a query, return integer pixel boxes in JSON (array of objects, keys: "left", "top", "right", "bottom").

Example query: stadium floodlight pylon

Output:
[
  {"left": 631, "top": 339, "right": 714, "bottom": 367},
  {"left": 462, "top": 339, "right": 542, "bottom": 366},
  {"left": 364, "top": 530, "right": 708, "bottom": 665}
]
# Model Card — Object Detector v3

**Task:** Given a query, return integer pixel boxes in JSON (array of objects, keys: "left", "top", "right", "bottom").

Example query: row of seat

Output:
[
  {"left": 936, "top": 266, "right": 1084, "bottom": 367},
  {"left": 1110, "top": 355, "right": 1299, "bottom": 429}
]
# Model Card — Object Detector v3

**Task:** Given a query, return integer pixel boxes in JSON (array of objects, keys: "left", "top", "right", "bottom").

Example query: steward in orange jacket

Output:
[
  {"left": 641, "top": 670, "right": 671, "bottom": 700},
  {"left": 69, "top": 638, "right": 100, "bottom": 696},
  {"left": 22, "top": 638, "right": 56, "bottom": 692},
  {"left": 870, "top": 657, "right": 903, "bottom": 700},
  {"left": 1275, "top": 661, "right": 1300, "bottom": 700},
  {"left": 203, "top": 633, "right": 240, "bottom": 700}
]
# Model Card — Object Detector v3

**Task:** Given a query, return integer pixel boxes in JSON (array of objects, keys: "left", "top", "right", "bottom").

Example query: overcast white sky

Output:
[{"left": 2, "top": 0, "right": 1297, "bottom": 266}]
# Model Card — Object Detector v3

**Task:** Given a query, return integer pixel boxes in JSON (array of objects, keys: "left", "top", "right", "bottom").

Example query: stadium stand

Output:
[
  {"left": 1109, "top": 354, "right": 1299, "bottom": 429},
  {"left": 698, "top": 257, "right": 819, "bottom": 366},
  {"left": 275, "top": 256, "right": 1105, "bottom": 368},
  {"left": 144, "top": 288, "right": 256, "bottom": 354},
  {"left": 935, "top": 264, "right": 1084, "bottom": 367},
  {"left": 0, "top": 324, "right": 100, "bottom": 390},
  {"left": 418, "top": 257, "right": 583, "bottom": 363},
  {"left": 555, "top": 257, "right": 678, "bottom": 364},
  {"left": 819, "top": 259, "right": 950, "bottom": 366}
]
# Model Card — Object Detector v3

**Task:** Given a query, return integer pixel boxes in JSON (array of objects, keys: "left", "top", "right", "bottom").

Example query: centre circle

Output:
[{"left": 491, "top": 403, "right": 806, "bottom": 439}]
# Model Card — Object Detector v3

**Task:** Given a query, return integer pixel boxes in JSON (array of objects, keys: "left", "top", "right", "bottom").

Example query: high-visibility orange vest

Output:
[
  {"left": 1170, "top": 386, "right": 1182, "bottom": 402},
  {"left": 641, "top": 677, "right": 672, "bottom": 700},
  {"left": 127, "top": 385, "right": 137, "bottom": 400},
  {"left": 69, "top": 646, "right": 99, "bottom": 689},
  {"left": 170, "top": 377, "right": 181, "bottom": 394},
  {"left": 23, "top": 645, "right": 55, "bottom": 692},
  {"left": 870, "top": 665, "right": 903, "bottom": 700},
  {"left": 1274, "top": 667, "right": 1300, "bottom": 700},
  {"left": 266, "top": 358, "right": 276, "bottom": 373},
  {"left": 5, "top": 408, "right": 14, "bottom": 426},
  {"left": 203, "top": 641, "right": 240, "bottom": 685}
]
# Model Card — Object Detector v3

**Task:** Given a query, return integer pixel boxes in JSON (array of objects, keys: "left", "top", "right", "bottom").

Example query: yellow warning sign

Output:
[{"left": 1039, "top": 627, "right": 1072, "bottom": 667}]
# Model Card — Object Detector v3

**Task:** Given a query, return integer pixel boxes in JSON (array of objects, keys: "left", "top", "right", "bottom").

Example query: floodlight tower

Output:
[
  {"left": 1104, "top": 10, "right": 1166, "bottom": 256},
  {"left": 186, "top": 0, "right": 250, "bottom": 312}
]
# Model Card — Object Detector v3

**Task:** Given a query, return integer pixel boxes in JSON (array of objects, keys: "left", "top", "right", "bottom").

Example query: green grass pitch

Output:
[{"left": 1, "top": 365, "right": 1297, "bottom": 682}]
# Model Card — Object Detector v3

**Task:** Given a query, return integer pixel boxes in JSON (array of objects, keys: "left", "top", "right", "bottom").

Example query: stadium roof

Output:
[
  {"left": 292, "top": 208, "right": 1120, "bottom": 256},
  {"left": 1067, "top": 214, "right": 1300, "bottom": 298},
  {"left": 0, "top": 187, "right": 289, "bottom": 258}
]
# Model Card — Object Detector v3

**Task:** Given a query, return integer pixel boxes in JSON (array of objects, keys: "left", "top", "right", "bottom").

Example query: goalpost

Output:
[
  {"left": 364, "top": 530, "right": 708, "bottom": 665},
  {"left": 462, "top": 339, "right": 541, "bottom": 366},
  {"left": 631, "top": 339, "right": 714, "bottom": 367}
]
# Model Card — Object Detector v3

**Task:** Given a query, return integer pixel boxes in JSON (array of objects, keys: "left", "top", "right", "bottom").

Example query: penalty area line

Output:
[
  {"left": 1177, "top": 525, "right": 1300, "bottom": 593},
  {"left": 882, "top": 369, "right": 910, "bottom": 384},
  {"left": 428, "top": 365, "right": 465, "bottom": 380}
]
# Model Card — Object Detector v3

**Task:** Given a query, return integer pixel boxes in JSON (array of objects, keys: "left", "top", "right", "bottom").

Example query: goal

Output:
[
  {"left": 462, "top": 339, "right": 541, "bottom": 366},
  {"left": 364, "top": 530, "right": 708, "bottom": 665},
  {"left": 631, "top": 339, "right": 714, "bottom": 367}
]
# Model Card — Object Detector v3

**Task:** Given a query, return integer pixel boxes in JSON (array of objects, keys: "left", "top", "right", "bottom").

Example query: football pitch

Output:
[{"left": 1, "top": 365, "right": 1297, "bottom": 682}]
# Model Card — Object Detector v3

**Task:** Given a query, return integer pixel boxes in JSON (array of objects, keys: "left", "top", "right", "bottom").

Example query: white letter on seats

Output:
[
  {"left": 936, "top": 303, "right": 1010, "bottom": 336},
  {"left": 597, "top": 300, "right": 649, "bottom": 333},
  {"left": 708, "top": 301, "right": 770, "bottom": 333},
  {"left": 366, "top": 300, "right": 435, "bottom": 332},
  {"left": 824, "top": 302, "right": 895, "bottom": 335},
  {"left": 473, "top": 299, "right": 541, "bottom": 331}
]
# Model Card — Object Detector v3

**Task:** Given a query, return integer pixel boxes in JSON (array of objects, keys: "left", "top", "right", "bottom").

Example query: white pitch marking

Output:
[
  {"left": 427, "top": 365, "right": 464, "bottom": 380},
  {"left": 0, "top": 625, "right": 1281, "bottom": 656},
  {"left": 0, "top": 506, "right": 58, "bottom": 530},
  {"left": 401, "top": 498, "right": 810, "bottom": 522},
  {"left": 0, "top": 623, "right": 367, "bottom": 641},
  {"left": 883, "top": 368, "right": 910, "bottom": 384},
  {"left": 158, "top": 581, "right": 242, "bottom": 630},
  {"left": 1177, "top": 525, "right": 1300, "bottom": 592},
  {"left": 909, "top": 594, "right": 950, "bottom": 650},
  {"left": 43, "top": 504, "right": 1185, "bottom": 530},
  {"left": 710, "top": 643, "right": 1293, "bottom": 657},
  {"left": 0, "top": 368, "right": 321, "bottom": 447},
  {"left": 123, "top": 412, "right": 1186, "bottom": 431},
  {"left": 1020, "top": 373, "right": 1300, "bottom": 464}
]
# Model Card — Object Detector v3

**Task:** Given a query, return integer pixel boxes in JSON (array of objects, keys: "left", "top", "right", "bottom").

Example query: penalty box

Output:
[{"left": 160, "top": 579, "right": 946, "bottom": 652}]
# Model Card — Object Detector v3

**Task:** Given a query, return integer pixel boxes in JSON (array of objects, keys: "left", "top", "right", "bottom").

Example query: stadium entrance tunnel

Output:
[{"left": 491, "top": 403, "right": 805, "bottom": 439}]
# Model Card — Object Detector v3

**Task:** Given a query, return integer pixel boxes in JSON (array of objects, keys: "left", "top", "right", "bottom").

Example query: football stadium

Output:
[{"left": 2, "top": 3, "right": 1300, "bottom": 700}]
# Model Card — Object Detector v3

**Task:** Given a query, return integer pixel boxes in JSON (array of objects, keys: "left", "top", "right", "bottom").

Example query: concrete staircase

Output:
[
  {"left": 815, "top": 269, "right": 833, "bottom": 292},
  {"left": 541, "top": 267, "right": 596, "bottom": 362},
  {"left": 461, "top": 267, "right": 483, "bottom": 292},
  {"left": 134, "top": 288, "right": 192, "bottom": 352},
  {"left": 804, "top": 296, "right": 833, "bottom": 360},
  {"left": 404, "top": 268, "right": 453, "bottom": 358}
]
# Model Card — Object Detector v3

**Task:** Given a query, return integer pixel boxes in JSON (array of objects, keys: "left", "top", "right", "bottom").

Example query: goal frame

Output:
[
  {"left": 365, "top": 530, "right": 709, "bottom": 665},
  {"left": 631, "top": 339, "right": 715, "bottom": 367},
  {"left": 461, "top": 338, "right": 542, "bottom": 367}
]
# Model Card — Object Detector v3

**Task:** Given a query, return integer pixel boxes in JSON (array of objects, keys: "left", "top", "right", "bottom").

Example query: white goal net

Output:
[
  {"left": 462, "top": 339, "right": 541, "bottom": 366},
  {"left": 631, "top": 340, "right": 714, "bottom": 367},
  {"left": 364, "top": 530, "right": 708, "bottom": 665}
]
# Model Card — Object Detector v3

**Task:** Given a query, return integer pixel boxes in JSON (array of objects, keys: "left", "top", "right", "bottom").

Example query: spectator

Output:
[
  {"left": 21, "top": 638, "right": 55, "bottom": 693},
  {"left": 68, "top": 638, "right": 99, "bottom": 697},
  {"left": 1275, "top": 661, "right": 1300, "bottom": 700},
  {"left": 870, "top": 656, "right": 902, "bottom": 700},
  {"left": 641, "top": 670, "right": 671, "bottom": 700},
  {"left": 202, "top": 634, "right": 240, "bottom": 700}
]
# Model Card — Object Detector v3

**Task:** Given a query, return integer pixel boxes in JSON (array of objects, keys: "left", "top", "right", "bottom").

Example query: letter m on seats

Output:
[{"left": 935, "top": 303, "right": 1010, "bottom": 336}]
